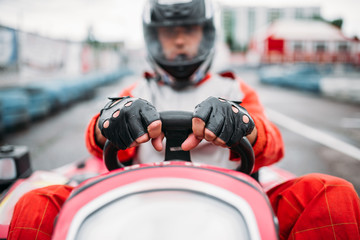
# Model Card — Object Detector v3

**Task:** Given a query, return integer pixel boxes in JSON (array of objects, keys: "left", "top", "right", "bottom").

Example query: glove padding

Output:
[
  {"left": 98, "top": 96, "right": 160, "bottom": 150},
  {"left": 193, "top": 96, "right": 255, "bottom": 147}
]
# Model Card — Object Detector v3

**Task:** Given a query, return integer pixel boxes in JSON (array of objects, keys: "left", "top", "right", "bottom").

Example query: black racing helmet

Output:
[{"left": 142, "top": 0, "right": 216, "bottom": 89}]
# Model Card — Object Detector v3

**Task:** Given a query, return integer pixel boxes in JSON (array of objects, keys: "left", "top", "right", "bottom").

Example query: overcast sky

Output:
[{"left": 0, "top": 0, "right": 359, "bottom": 47}]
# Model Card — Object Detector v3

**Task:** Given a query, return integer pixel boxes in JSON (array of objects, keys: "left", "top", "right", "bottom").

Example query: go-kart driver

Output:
[{"left": 8, "top": 0, "right": 360, "bottom": 239}]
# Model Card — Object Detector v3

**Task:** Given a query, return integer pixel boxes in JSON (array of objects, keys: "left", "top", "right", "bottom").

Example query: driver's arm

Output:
[{"left": 182, "top": 81, "right": 284, "bottom": 173}]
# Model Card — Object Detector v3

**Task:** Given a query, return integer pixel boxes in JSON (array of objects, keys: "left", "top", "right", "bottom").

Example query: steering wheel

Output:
[{"left": 103, "top": 111, "right": 255, "bottom": 174}]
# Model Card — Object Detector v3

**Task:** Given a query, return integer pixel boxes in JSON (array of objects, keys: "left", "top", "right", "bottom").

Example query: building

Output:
[
  {"left": 221, "top": 5, "right": 321, "bottom": 51},
  {"left": 249, "top": 19, "right": 358, "bottom": 65}
]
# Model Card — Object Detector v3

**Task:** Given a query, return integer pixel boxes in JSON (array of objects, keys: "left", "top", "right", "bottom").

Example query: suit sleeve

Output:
[
  {"left": 85, "top": 83, "right": 138, "bottom": 162},
  {"left": 230, "top": 80, "right": 284, "bottom": 172}
]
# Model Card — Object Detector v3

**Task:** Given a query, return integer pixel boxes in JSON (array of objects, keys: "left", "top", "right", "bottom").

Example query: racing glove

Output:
[
  {"left": 98, "top": 96, "right": 160, "bottom": 150},
  {"left": 193, "top": 96, "right": 255, "bottom": 147}
]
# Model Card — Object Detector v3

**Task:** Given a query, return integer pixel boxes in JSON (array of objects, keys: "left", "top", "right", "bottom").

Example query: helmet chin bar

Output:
[
  {"left": 159, "top": 60, "right": 201, "bottom": 80},
  {"left": 149, "top": 50, "right": 214, "bottom": 89}
]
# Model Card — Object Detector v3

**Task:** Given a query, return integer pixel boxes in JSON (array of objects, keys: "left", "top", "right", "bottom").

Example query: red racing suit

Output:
[{"left": 7, "top": 73, "right": 360, "bottom": 240}]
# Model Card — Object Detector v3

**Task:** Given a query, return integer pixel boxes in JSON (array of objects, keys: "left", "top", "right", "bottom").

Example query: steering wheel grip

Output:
[{"left": 103, "top": 111, "right": 255, "bottom": 174}]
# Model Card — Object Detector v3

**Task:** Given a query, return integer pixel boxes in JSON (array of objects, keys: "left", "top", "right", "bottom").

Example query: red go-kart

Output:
[{"left": 0, "top": 111, "right": 294, "bottom": 240}]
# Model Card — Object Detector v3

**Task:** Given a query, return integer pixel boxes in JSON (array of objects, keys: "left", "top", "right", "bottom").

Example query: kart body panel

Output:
[
  {"left": 52, "top": 161, "right": 279, "bottom": 240},
  {"left": 0, "top": 158, "right": 295, "bottom": 239}
]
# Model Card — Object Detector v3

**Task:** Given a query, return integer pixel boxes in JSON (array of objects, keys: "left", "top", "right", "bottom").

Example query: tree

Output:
[
  {"left": 312, "top": 15, "right": 343, "bottom": 30},
  {"left": 330, "top": 19, "right": 343, "bottom": 29}
]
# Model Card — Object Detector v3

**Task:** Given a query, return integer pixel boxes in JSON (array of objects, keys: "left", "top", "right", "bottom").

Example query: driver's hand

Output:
[
  {"left": 182, "top": 96, "right": 255, "bottom": 151},
  {"left": 98, "top": 97, "right": 163, "bottom": 151}
]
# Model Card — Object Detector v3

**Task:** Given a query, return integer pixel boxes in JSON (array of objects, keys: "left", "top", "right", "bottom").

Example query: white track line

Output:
[{"left": 266, "top": 109, "right": 360, "bottom": 161}]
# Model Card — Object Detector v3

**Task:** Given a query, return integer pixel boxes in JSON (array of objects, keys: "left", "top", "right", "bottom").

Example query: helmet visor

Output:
[{"left": 144, "top": 22, "right": 215, "bottom": 79}]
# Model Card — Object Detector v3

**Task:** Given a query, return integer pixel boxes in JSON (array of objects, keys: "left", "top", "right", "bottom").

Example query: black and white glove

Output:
[
  {"left": 193, "top": 96, "right": 255, "bottom": 147},
  {"left": 98, "top": 96, "right": 160, "bottom": 150}
]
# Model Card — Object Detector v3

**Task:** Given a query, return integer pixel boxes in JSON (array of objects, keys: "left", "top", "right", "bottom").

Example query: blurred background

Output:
[{"left": 0, "top": 0, "right": 359, "bottom": 192}]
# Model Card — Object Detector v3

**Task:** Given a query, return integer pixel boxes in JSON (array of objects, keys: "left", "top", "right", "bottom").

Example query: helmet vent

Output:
[{"left": 162, "top": 5, "right": 191, "bottom": 18}]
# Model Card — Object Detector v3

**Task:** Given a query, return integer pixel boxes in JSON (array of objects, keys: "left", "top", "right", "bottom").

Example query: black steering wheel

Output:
[{"left": 103, "top": 111, "right": 255, "bottom": 174}]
